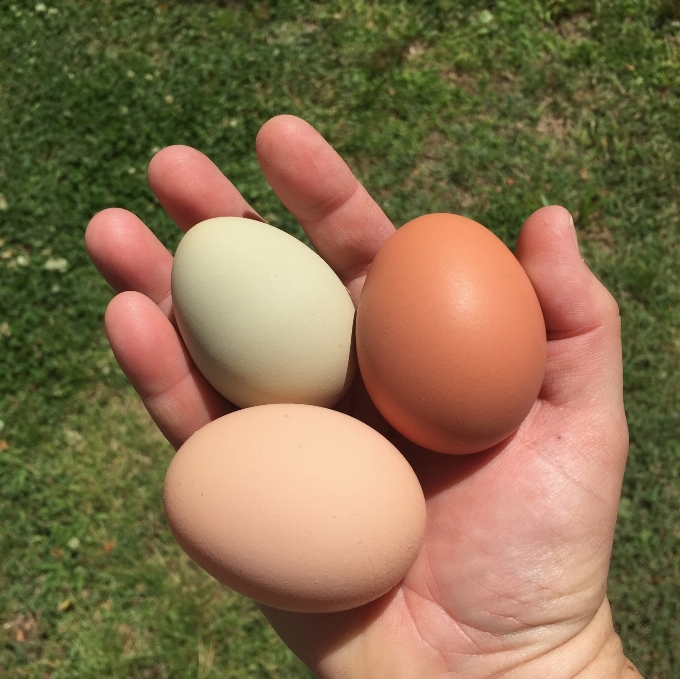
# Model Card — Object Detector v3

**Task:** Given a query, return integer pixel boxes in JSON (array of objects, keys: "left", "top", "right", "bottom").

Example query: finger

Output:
[
  {"left": 105, "top": 291, "right": 232, "bottom": 449},
  {"left": 256, "top": 115, "right": 395, "bottom": 302},
  {"left": 85, "top": 208, "right": 175, "bottom": 316},
  {"left": 515, "top": 206, "right": 624, "bottom": 409},
  {"left": 515, "top": 206, "right": 620, "bottom": 340},
  {"left": 148, "top": 145, "right": 263, "bottom": 231}
]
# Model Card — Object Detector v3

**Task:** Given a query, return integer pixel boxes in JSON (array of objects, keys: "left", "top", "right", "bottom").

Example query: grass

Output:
[{"left": 0, "top": 0, "right": 679, "bottom": 676}]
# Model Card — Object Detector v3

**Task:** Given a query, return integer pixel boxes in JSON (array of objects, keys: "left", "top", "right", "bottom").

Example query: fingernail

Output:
[{"left": 569, "top": 212, "right": 579, "bottom": 250}]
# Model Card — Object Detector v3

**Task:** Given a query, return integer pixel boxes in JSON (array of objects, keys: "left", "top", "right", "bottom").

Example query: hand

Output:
[{"left": 85, "top": 115, "right": 641, "bottom": 678}]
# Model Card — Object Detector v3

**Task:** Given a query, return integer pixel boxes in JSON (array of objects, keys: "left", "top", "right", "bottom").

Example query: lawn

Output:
[{"left": 1, "top": 0, "right": 679, "bottom": 676}]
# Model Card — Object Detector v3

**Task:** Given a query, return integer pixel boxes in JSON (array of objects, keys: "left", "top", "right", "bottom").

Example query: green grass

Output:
[{"left": 1, "top": 0, "right": 679, "bottom": 676}]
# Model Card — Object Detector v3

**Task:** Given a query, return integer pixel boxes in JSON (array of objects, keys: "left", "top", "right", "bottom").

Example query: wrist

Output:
[
  {"left": 573, "top": 629, "right": 642, "bottom": 678},
  {"left": 508, "top": 598, "right": 643, "bottom": 679}
]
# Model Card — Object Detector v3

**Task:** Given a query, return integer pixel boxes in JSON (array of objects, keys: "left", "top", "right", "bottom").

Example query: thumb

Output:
[{"left": 515, "top": 206, "right": 625, "bottom": 411}]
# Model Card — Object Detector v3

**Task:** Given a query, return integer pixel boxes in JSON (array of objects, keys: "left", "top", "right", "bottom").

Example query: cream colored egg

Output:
[
  {"left": 171, "top": 217, "right": 356, "bottom": 408},
  {"left": 163, "top": 404, "right": 426, "bottom": 613}
]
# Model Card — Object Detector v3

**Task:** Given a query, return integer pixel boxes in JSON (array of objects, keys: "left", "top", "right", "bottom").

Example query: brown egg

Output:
[
  {"left": 163, "top": 404, "right": 426, "bottom": 613},
  {"left": 356, "top": 213, "right": 546, "bottom": 455}
]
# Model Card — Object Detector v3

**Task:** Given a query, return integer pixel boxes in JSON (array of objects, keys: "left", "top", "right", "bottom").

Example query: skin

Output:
[{"left": 85, "top": 114, "right": 643, "bottom": 679}]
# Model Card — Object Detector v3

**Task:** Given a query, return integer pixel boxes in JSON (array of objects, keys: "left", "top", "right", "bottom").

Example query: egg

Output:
[
  {"left": 171, "top": 217, "right": 356, "bottom": 408},
  {"left": 163, "top": 404, "right": 426, "bottom": 613},
  {"left": 356, "top": 213, "right": 546, "bottom": 455}
]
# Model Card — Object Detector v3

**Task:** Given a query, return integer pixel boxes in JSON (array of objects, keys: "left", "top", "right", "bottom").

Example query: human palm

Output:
[{"left": 86, "top": 115, "right": 636, "bottom": 678}]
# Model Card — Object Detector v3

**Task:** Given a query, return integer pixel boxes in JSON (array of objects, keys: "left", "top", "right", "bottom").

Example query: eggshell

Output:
[
  {"left": 171, "top": 217, "right": 356, "bottom": 408},
  {"left": 163, "top": 404, "right": 426, "bottom": 613},
  {"left": 356, "top": 213, "right": 546, "bottom": 455}
]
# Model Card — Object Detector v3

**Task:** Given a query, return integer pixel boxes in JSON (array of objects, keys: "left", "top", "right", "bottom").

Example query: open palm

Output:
[{"left": 86, "top": 115, "right": 635, "bottom": 678}]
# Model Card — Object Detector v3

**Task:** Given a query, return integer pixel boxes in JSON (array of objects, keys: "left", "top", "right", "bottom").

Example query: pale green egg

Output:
[{"left": 172, "top": 217, "right": 357, "bottom": 408}]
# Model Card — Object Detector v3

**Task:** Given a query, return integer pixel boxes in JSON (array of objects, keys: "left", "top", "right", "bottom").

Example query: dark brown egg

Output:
[{"left": 356, "top": 213, "right": 546, "bottom": 455}]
